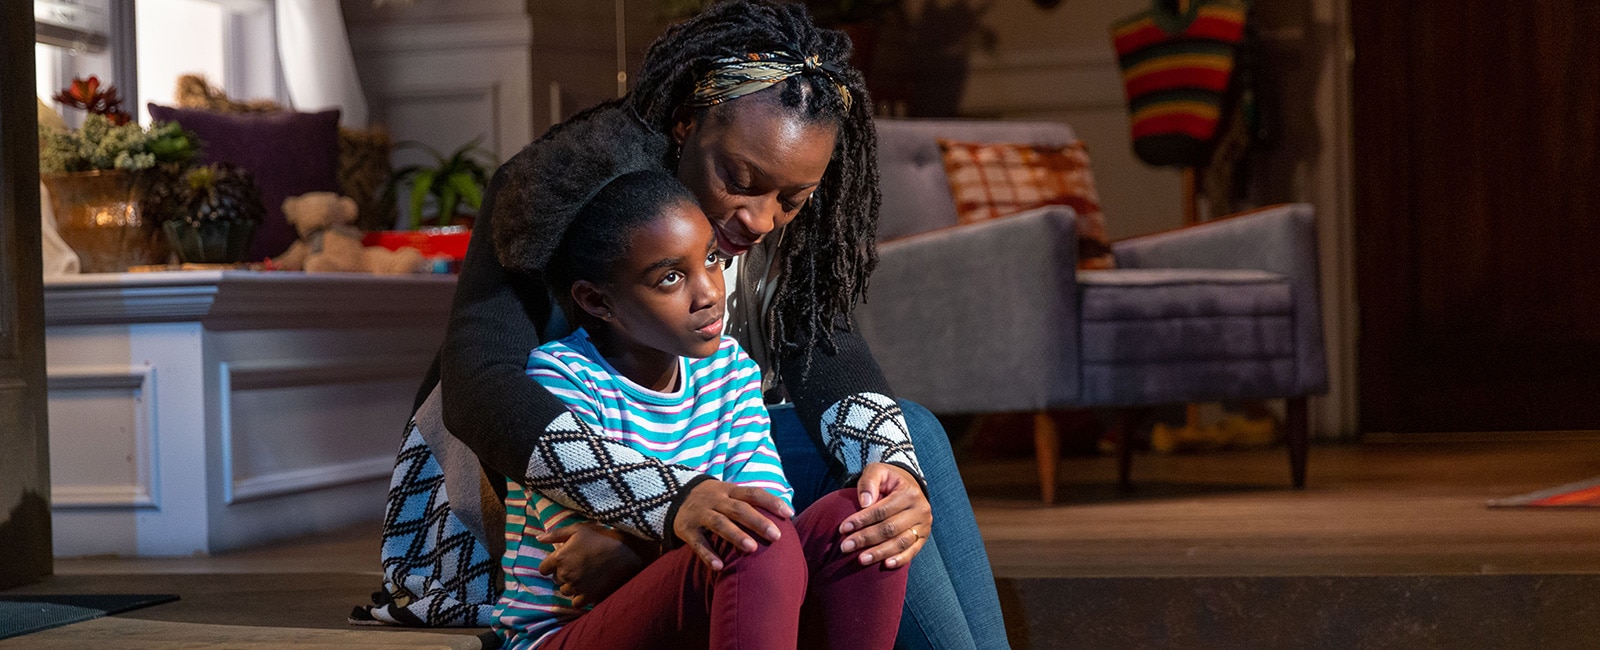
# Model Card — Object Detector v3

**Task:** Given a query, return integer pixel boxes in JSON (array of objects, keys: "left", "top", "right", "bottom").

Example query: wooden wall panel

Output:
[{"left": 1354, "top": 0, "right": 1600, "bottom": 432}]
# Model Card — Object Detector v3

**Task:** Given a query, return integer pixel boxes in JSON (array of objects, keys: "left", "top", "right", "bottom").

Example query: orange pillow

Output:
[{"left": 937, "top": 139, "right": 1115, "bottom": 269}]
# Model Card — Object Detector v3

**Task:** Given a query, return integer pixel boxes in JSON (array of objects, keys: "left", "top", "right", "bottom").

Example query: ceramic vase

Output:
[{"left": 162, "top": 220, "right": 257, "bottom": 264}]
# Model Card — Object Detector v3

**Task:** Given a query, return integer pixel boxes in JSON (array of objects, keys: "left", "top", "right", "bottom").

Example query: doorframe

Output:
[
  {"left": 1, "top": 0, "right": 53, "bottom": 588},
  {"left": 1303, "top": 0, "right": 1360, "bottom": 440}
]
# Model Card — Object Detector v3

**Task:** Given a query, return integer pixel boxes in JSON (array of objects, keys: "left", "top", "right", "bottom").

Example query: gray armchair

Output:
[{"left": 858, "top": 118, "right": 1327, "bottom": 502}]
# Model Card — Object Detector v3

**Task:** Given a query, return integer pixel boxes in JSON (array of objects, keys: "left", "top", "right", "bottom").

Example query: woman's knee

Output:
[
  {"left": 897, "top": 400, "right": 951, "bottom": 455},
  {"left": 791, "top": 488, "right": 857, "bottom": 541}
]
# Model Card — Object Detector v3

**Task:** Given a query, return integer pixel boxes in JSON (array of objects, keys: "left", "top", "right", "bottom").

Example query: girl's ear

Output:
[
  {"left": 570, "top": 280, "right": 614, "bottom": 322},
  {"left": 671, "top": 106, "right": 697, "bottom": 147}
]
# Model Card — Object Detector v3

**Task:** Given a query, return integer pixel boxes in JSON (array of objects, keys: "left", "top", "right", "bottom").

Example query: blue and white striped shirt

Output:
[{"left": 493, "top": 328, "right": 791, "bottom": 648}]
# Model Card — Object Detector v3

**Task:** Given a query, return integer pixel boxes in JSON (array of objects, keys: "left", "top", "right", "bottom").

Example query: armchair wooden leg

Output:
[
  {"left": 1033, "top": 411, "right": 1059, "bottom": 504},
  {"left": 1286, "top": 396, "right": 1310, "bottom": 488},
  {"left": 1113, "top": 409, "right": 1142, "bottom": 491}
]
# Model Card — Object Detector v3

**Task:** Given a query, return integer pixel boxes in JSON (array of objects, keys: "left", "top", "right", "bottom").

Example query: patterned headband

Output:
[{"left": 685, "top": 50, "right": 853, "bottom": 110}]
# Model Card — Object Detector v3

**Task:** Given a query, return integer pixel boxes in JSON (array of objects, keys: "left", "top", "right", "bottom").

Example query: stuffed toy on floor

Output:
[{"left": 272, "top": 192, "right": 426, "bottom": 274}]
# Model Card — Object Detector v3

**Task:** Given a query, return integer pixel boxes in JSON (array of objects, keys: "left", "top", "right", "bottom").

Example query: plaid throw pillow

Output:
[{"left": 937, "top": 139, "right": 1115, "bottom": 269}]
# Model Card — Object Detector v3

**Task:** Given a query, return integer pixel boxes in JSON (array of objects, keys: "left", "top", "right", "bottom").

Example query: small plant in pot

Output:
[
  {"left": 385, "top": 137, "right": 494, "bottom": 230},
  {"left": 161, "top": 163, "right": 266, "bottom": 264}
]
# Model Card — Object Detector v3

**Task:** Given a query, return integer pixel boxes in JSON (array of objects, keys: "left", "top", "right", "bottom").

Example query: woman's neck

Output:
[{"left": 588, "top": 328, "right": 679, "bottom": 392}]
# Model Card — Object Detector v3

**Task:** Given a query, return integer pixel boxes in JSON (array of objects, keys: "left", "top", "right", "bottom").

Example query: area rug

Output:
[
  {"left": 0, "top": 594, "right": 178, "bottom": 640},
  {"left": 1488, "top": 476, "right": 1600, "bottom": 508}
]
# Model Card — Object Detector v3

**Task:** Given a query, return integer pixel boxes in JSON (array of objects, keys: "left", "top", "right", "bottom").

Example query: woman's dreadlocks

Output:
[{"left": 628, "top": 0, "right": 880, "bottom": 374}]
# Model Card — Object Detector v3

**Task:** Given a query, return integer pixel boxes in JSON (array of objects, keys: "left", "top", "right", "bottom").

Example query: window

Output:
[{"left": 35, "top": 0, "right": 284, "bottom": 126}]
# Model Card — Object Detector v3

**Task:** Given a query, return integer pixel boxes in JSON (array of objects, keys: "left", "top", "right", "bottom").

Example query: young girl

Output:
[{"left": 492, "top": 166, "right": 908, "bottom": 649}]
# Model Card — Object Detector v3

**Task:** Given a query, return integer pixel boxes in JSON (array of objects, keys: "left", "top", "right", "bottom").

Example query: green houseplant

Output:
[{"left": 386, "top": 137, "right": 495, "bottom": 230}]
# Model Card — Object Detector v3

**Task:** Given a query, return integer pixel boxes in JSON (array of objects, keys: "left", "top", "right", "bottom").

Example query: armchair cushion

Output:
[
  {"left": 874, "top": 118, "right": 1080, "bottom": 242},
  {"left": 1078, "top": 268, "right": 1296, "bottom": 406},
  {"left": 937, "top": 139, "right": 1115, "bottom": 269},
  {"left": 1112, "top": 204, "right": 1327, "bottom": 395},
  {"left": 1078, "top": 268, "right": 1290, "bottom": 320}
]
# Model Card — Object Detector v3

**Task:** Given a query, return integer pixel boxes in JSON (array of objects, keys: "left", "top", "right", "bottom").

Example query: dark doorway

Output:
[{"left": 1352, "top": 1, "right": 1600, "bottom": 433}]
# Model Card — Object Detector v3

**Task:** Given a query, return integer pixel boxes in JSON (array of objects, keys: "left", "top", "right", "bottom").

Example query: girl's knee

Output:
[{"left": 719, "top": 512, "right": 803, "bottom": 571}]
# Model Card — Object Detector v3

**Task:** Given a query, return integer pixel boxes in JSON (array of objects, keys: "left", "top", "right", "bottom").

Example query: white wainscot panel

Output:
[
  {"left": 45, "top": 271, "right": 455, "bottom": 556},
  {"left": 47, "top": 366, "right": 157, "bottom": 510},
  {"left": 221, "top": 358, "right": 424, "bottom": 504}
]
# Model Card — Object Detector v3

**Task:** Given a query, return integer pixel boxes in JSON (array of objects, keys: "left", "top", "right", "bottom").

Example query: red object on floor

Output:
[
  {"left": 1532, "top": 484, "right": 1600, "bottom": 506},
  {"left": 362, "top": 227, "right": 471, "bottom": 261},
  {"left": 1488, "top": 476, "right": 1600, "bottom": 508}
]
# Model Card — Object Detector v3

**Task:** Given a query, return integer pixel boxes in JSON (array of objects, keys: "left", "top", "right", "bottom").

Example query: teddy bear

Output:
[{"left": 272, "top": 192, "right": 428, "bottom": 274}]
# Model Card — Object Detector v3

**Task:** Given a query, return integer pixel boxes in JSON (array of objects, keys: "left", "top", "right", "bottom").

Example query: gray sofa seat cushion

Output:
[
  {"left": 1111, "top": 204, "right": 1327, "bottom": 395},
  {"left": 1077, "top": 268, "right": 1297, "bottom": 406},
  {"left": 1078, "top": 269, "right": 1291, "bottom": 320}
]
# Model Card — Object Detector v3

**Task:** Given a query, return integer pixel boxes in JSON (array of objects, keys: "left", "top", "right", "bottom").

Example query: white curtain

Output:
[
  {"left": 39, "top": 182, "right": 80, "bottom": 276},
  {"left": 275, "top": 0, "right": 369, "bottom": 128}
]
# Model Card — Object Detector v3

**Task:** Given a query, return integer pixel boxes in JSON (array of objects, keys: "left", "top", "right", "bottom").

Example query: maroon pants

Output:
[{"left": 539, "top": 489, "right": 908, "bottom": 649}]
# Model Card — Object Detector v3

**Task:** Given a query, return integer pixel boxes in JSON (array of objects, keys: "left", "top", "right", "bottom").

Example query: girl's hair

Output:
[
  {"left": 629, "top": 0, "right": 881, "bottom": 369},
  {"left": 544, "top": 170, "right": 698, "bottom": 297},
  {"left": 493, "top": 103, "right": 670, "bottom": 276}
]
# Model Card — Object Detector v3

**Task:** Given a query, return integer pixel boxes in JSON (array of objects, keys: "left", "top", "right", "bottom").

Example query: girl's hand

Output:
[
  {"left": 673, "top": 479, "right": 794, "bottom": 570},
  {"left": 840, "top": 462, "right": 931, "bottom": 569},
  {"left": 536, "top": 522, "right": 647, "bottom": 607}
]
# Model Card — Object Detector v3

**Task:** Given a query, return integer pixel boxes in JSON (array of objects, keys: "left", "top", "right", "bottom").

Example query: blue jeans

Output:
[{"left": 769, "top": 401, "right": 1010, "bottom": 650}]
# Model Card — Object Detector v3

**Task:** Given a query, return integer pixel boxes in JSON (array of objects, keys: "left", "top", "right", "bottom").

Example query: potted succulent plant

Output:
[{"left": 161, "top": 163, "right": 267, "bottom": 264}]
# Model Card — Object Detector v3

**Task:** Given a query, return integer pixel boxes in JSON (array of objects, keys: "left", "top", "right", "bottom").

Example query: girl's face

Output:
[
  {"left": 672, "top": 95, "right": 839, "bottom": 257},
  {"left": 578, "top": 200, "right": 728, "bottom": 361}
]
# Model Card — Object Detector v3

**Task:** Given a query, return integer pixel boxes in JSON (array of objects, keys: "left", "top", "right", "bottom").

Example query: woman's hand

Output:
[
  {"left": 673, "top": 479, "right": 794, "bottom": 570},
  {"left": 536, "top": 522, "right": 647, "bottom": 608},
  {"left": 839, "top": 462, "right": 931, "bottom": 569}
]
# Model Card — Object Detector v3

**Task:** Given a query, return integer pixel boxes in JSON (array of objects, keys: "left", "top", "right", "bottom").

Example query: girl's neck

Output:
[{"left": 587, "top": 327, "right": 679, "bottom": 392}]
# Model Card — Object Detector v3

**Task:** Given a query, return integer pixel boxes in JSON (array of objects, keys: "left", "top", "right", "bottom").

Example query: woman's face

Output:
[{"left": 672, "top": 96, "right": 839, "bottom": 257}]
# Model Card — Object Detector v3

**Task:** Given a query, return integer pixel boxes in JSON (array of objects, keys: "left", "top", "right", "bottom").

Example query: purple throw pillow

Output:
[{"left": 148, "top": 104, "right": 341, "bottom": 261}]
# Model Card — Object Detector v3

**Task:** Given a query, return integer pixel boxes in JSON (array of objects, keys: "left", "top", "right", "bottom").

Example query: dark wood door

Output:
[
  {"left": 0, "top": 3, "right": 53, "bottom": 588},
  {"left": 1353, "top": 1, "right": 1600, "bottom": 433}
]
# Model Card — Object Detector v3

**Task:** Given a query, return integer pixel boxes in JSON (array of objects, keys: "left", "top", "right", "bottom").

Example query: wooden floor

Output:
[
  {"left": 964, "top": 434, "right": 1600, "bottom": 579},
  {"left": 6, "top": 435, "right": 1600, "bottom": 647}
]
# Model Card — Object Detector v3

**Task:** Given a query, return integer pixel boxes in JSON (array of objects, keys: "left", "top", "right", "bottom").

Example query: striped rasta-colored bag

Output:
[{"left": 1111, "top": 0, "right": 1247, "bottom": 167}]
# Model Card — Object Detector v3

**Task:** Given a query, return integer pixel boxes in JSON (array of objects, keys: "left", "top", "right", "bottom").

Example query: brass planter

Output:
[{"left": 41, "top": 170, "right": 164, "bottom": 273}]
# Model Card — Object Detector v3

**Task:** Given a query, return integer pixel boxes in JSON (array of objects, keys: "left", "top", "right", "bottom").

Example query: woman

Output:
[{"left": 366, "top": 2, "right": 1008, "bottom": 648}]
